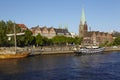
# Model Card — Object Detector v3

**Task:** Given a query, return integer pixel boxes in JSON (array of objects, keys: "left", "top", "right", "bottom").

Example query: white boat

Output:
[{"left": 74, "top": 47, "right": 104, "bottom": 55}]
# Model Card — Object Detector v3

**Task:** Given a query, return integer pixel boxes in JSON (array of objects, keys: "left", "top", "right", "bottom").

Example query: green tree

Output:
[
  {"left": 66, "top": 37, "right": 74, "bottom": 44},
  {"left": 113, "top": 37, "right": 120, "bottom": 46},
  {"left": 35, "top": 33, "right": 43, "bottom": 46},
  {"left": 47, "top": 39, "right": 53, "bottom": 45},
  {"left": 8, "top": 21, "right": 21, "bottom": 46},
  {"left": 52, "top": 35, "right": 67, "bottom": 45},
  {"left": 24, "top": 30, "right": 34, "bottom": 46},
  {"left": 17, "top": 35, "right": 25, "bottom": 47},
  {"left": 43, "top": 37, "right": 50, "bottom": 46},
  {"left": 0, "top": 20, "right": 8, "bottom": 46},
  {"left": 74, "top": 37, "right": 83, "bottom": 45}
]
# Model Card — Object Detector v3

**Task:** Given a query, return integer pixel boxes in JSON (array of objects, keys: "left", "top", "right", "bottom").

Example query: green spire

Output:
[
  {"left": 80, "top": 7, "right": 86, "bottom": 25},
  {"left": 59, "top": 24, "right": 62, "bottom": 29},
  {"left": 64, "top": 24, "right": 68, "bottom": 29}
]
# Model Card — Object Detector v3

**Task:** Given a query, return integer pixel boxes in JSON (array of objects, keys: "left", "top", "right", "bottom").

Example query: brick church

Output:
[{"left": 79, "top": 8, "right": 113, "bottom": 46}]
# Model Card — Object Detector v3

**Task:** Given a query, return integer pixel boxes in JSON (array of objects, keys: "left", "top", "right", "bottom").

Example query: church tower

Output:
[{"left": 79, "top": 8, "right": 88, "bottom": 37}]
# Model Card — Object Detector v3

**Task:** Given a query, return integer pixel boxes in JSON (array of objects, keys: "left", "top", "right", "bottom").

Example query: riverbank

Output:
[
  {"left": 30, "top": 46, "right": 74, "bottom": 55},
  {"left": 1, "top": 46, "right": 120, "bottom": 55},
  {"left": 104, "top": 47, "right": 120, "bottom": 52},
  {"left": 30, "top": 46, "right": 120, "bottom": 55}
]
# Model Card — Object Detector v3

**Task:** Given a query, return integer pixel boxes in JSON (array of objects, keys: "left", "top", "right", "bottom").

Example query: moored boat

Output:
[
  {"left": 0, "top": 49, "right": 30, "bottom": 59},
  {"left": 0, "top": 52, "right": 29, "bottom": 59},
  {"left": 74, "top": 47, "right": 104, "bottom": 55},
  {"left": 0, "top": 23, "right": 30, "bottom": 59}
]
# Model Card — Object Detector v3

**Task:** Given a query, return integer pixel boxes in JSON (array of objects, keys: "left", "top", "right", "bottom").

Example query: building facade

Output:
[
  {"left": 83, "top": 31, "right": 113, "bottom": 46},
  {"left": 31, "top": 26, "right": 71, "bottom": 39},
  {"left": 79, "top": 8, "right": 113, "bottom": 46}
]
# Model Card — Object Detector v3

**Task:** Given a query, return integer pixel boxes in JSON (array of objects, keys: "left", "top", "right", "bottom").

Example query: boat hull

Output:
[
  {"left": 0, "top": 52, "right": 29, "bottom": 59},
  {"left": 74, "top": 48, "right": 104, "bottom": 55}
]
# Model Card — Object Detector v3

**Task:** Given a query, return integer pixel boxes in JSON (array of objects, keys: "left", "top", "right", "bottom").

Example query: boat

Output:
[
  {"left": 73, "top": 39, "right": 105, "bottom": 55},
  {"left": 0, "top": 50, "right": 29, "bottom": 59},
  {"left": 74, "top": 26, "right": 104, "bottom": 55},
  {"left": 0, "top": 23, "right": 29, "bottom": 59},
  {"left": 74, "top": 47, "right": 104, "bottom": 55}
]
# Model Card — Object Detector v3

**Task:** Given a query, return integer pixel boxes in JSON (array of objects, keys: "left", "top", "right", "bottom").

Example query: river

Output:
[{"left": 0, "top": 51, "right": 120, "bottom": 80}]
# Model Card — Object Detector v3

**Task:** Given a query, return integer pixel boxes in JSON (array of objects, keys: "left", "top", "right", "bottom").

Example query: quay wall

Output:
[
  {"left": 30, "top": 46, "right": 74, "bottom": 55},
  {"left": 104, "top": 47, "right": 120, "bottom": 52},
  {"left": 30, "top": 46, "right": 120, "bottom": 55},
  {"left": 1, "top": 46, "right": 120, "bottom": 55}
]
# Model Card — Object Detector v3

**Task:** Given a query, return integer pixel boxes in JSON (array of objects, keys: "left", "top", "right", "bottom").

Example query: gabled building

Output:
[
  {"left": 40, "top": 27, "right": 56, "bottom": 39},
  {"left": 48, "top": 27, "right": 56, "bottom": 39},
  {"left": 30, "top": 26, "right": 71, "bottom": 39},
  {"left": 31, "top": 26, "right": 56, "bottom": 38}
]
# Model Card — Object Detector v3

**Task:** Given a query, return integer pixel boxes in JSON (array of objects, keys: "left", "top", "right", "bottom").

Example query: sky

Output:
[{"left": 0, "top": 0, "right": 120, "bottom": 34}]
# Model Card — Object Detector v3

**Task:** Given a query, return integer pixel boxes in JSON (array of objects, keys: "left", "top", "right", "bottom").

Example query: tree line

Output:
[
  {"left": 0, "top": 20, "right": 83, "bottom": 47},
  {"left": 0, "top": 20, "right": 120, "bottom": 47}
]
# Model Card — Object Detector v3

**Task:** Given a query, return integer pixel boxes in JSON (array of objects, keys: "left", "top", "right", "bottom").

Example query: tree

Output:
[
  {"left": 66, "top": 37, "right": 74, "bottom": 45},
  {"left": 35, "top": 33, "right": 43, "bottom": 46},
  {"left": 0, "top": 20, "right": 8, "bottom": 46},
  {"left": 0, "top": 20, "right": 35, "bottom": 47},
  {"left": 52, "top": 35, "right": 67, "bottom": 45},
  {"left": 74, "top": 37, "right": 83, "bottom": 45},
  {"left": 43, "top": 37, "right": 51, "bottom": 46},
  {"left": 113, "top": 37, "right": 120, "bottom": 46},
  {"left": 24, "top": 30, "right": 34, "bottom": 46},
  {"left": 47, "top": 39, "right": 53, "bottom": 46},
  {"left": 17, "top": 35, "right": 25, "bottom": 47}
]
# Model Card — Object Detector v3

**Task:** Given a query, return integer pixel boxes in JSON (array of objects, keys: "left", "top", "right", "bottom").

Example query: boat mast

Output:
[
  {"left": 89, "top": 27, "right": 92, "bottom": 48},
  {"left": 14, "top": 22, "right": 17, "bottom": 53}
]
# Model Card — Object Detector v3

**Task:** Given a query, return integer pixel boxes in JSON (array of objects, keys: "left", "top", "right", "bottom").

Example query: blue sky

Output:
[{"left": 0, "top": 0, "right": 120, "bottom": 34}]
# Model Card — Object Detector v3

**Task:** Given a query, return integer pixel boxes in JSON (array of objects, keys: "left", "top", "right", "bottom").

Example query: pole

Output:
[{"left": 14, "top": 22, "right": 17, "bottom": 53}]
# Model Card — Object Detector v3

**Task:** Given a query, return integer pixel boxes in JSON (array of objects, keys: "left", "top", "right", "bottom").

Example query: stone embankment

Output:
[
  {"left": 30, "top": 46, "right": 74, "bottom": 55},
  {"left": 0, "top": 47, "right": 29, "bottom": 54},
  {"left": 104, "top": 47, "right": 120, "bottom": 52},
  {"left": 30, "top": 46, "right": 120, "bottom": 55},
  {"left": 1, "top": 46, "right": 120, "bottom": 55}
]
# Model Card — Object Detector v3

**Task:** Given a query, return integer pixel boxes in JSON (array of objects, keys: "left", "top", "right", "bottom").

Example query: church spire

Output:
[
  {"left": 80, "top": 7, "right": 86, "bottom": 25},
  {"left": 79, "top": 7, "right": 88, "bottom": 37}
]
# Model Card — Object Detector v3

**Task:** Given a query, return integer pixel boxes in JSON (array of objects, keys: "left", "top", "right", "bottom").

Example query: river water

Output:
[{"left": 0, "top": 51, "right": 120, "bottom": 80}]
